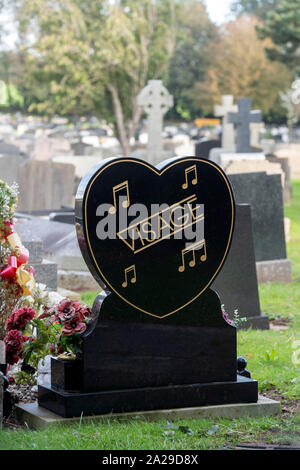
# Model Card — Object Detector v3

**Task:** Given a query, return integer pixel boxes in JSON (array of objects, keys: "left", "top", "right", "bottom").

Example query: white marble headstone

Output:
[
  {"left": 214, "top": 95, "right": 237, "bottom": 152},
  {"left": 137, "top": 80, "right": 173, "bottom": 165}
]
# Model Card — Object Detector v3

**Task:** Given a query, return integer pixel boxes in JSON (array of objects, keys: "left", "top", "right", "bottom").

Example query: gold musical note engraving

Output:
[
  {"left": 182, "top": 165, "right": 198, "bottom": 190},
  {"left": 122, "top": 265, "right": 137, "bottom": 287},
  {"left": 178, "top": 239, "right": 207, "bottom": 272},
  {"left": 109, "top": 181, "right": 130, "bottom": 214}
]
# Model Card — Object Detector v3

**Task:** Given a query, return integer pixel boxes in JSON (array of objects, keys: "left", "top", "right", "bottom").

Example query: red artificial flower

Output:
[
  {"left": 56, "top": 299, "right": 77, "bottom": 322},
  {"left": 4, "top": 329, "right": 24, "bottom": 365},
  {"left": 72, "top": 301, "right": 91, "bottom": 320},
  {"left": 56, "top": 298, "right": 91, "bottom": 323},
  {"left": 57, "top": 345, "right": 65, "bottom": 354},
  {"left": 38, "top": 305, "right": 55, "bottom": 320},
  {"left": 61, "top": 318, "right": 87, "bottom": 336},
  {"left": 6, "top": 307, "right": 36, "bottom": 331}
]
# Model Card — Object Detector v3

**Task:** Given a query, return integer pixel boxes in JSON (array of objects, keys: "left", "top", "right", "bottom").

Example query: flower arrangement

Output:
[
  {"left": 222, "top": 305, "right": 247, "bottom": 328},
  {"left": 0, "top": 179, "right": 92, "bottom": 377},
  {"left": 0, "top": 180, "right": 36, "bottom": 339},
  {"left": 4, "top": 296, "right": 92, "bottom": 369}
]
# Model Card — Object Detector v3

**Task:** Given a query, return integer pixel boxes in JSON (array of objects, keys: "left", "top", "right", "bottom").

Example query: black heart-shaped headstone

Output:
[{"left": 75, "top": 157, "right": 235, "bottom": 318}]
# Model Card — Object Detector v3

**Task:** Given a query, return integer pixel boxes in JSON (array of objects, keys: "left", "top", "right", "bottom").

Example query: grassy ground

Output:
[{"left": 0, "top": 181, "right": 299, "bottom": 450}]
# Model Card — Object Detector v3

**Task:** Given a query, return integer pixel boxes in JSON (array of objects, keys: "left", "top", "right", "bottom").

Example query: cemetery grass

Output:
[{"left": 0, "top": 182, "right": 299, "bottom": 450}]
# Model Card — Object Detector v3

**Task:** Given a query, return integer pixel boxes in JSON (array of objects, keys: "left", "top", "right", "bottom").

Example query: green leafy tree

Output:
[
  {"left": 167, "top": 0, "right": 218, "bottom": 120},
  {"left": 193, "top": 16, "right": 293, "bottom": 119},
  {"left": 230, "top": 0, "right": 281, "bottom": 20},
  {"left": 256, "top": 0, "right": 300, "bottom": 75},
  {"left": 14, "top": 0, "right": 176, "bottom": 154}
]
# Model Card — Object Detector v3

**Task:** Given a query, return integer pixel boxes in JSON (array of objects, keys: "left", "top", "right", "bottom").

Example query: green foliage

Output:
[
  {"left": 14, "top": 370, "right": 36, "bottom": 386},
  {"left": 21, "top": 317, "right": 58, "bottom": 369},
  {"left": 13, "top": 0, "right": 176, "bottom": 153},
  {"left": 0, "top": 414, "right": 299, "bottom": 449},
  {"left": 231, "top": 0, "right": 281, "bottom": 20},
  {"left": 232, "top": 309, "right": 247, "bottom": 328},
  {"left": 256, "top": 0, "right": 300, "bottom": 74}
]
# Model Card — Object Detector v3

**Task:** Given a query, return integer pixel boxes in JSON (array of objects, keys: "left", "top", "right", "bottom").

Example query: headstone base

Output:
[
  {"left": 18, "top": 395, "right": 280, "bottom": 430},
  {"left": 38, "top": 376, "right": 258, "bottom": 418},
  {"left": 256, "top": 259, "right": 292, "bottom": 284},
  {"left": 238, "top": 315, "right": 269, "bottom": 330}
]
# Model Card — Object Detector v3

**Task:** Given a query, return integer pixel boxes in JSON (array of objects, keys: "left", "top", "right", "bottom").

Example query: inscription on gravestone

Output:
[{"left": 38, "top": 156, "right": 258, "bottom": 418}]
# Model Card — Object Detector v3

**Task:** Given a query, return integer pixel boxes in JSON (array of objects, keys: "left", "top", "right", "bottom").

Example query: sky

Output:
[{"left": 205, "top": 0, "right": 234, "bottom": 24}]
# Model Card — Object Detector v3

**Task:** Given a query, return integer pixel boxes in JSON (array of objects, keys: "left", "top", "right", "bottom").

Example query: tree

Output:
[
  {"left": 14, "top": 0, "right": 176, "bottom": 154},
  {"left": 167, "top": 0, "right": 218, "bottom": 120},
  {"left": 280, "top": 80, "right": 300, "bottom": 131},
  {"left": 192, "top": 16, "right": 293, "bottom": 119},
  {"left": 256, "top": 1, "right": 300, "bottom": 75},
  {"left": 230, "top": 0, "right": 281, "bottom": 20}
]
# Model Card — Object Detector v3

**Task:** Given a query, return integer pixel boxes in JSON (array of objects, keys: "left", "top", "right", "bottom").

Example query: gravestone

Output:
[
  {"left": 49, "top": 211, "right": 74, "bottom": 225},
  {"left": 228, "top": 172, "right": 292, "bottom": 283},
  {"left": 195, "top": 138, "right": 221, "bottom": 159},
  {"left": 0, "top": 141, "right": 21, "bottom": 155},
  {"left": 226, "top": 159, "right": 285, "bottom": 191},
  {"left": 212, "top": 204, "right": 269, "bottom": 329},
  {"left": 33, "top": 136, "right": 73, "bottom": 160},
  {"left": 17, "top": 160, "right": 75, "bottom": 212},
  {"left": 0, "top": 154, "right": 24, "bottom": 186},
  {"left": 15, "top": 226, "right": 58, "bottom": 290},
  {"left": 18, "top": 218, "right": 98, "bottom": 291},
  {"left": 38, "top": 156, "right": 258, "bottom": 418},
  {"left": 266, "top": 154, "right": 292, "bottom": 205},
  {"left": 227, "top": 98, "right": 262, "bottom": 153},
  {"left": 214, "top": 95, "right": 237, "bottom": 151},
  {"left": 250, "top": 122, "right": 264, "bottom": 149},
  {"left": 228, "top": 172, "right": 286, "bottom": 262},
  {"left": 137, "top": 80, "right": 173, "bottom": 165}
]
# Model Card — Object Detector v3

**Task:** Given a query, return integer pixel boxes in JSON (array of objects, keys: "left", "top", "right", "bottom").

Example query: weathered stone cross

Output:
[
  {"left": 137, "top": 80, "right": 173, "bottom": 165},
  {"left": 227, "top": 98, "right": 262, "bottom": 153},
  {"left": 214, "top": 95, "right": 237, "bottom": 151}
]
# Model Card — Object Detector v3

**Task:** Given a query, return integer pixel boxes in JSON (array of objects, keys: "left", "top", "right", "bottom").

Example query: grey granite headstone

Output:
[
  {"left": 212, "top": 204, "right": 269, "bottom": 329},
  {"left": 228, "top": 98, "right": 262, "bottom": 153},
  {"left": 228, "top": 172, "right": 287, "bottom": 262},
  {"left": 18, "top": 219, "right": 77, "bottom": 259},
  {"left": 0, "top": 141, "right": 20, "bottom": 155},
  {"left": 49, "top": 212, "right": 75, "bottom": 225},
  {"left": 22, "top": 239, "right": 43, "bottom": 264},
  {"left": 15, "top": 228, "right": 58, "bottom": 290},
  {"left": 195, "top": 139, "right": 221, "bottom": 159}
]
